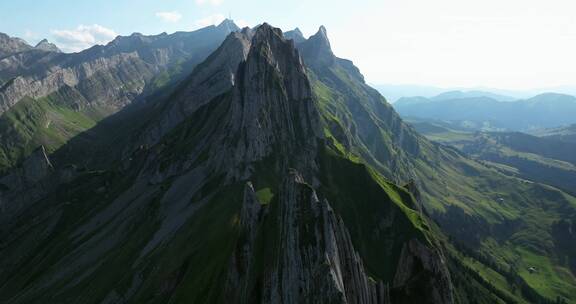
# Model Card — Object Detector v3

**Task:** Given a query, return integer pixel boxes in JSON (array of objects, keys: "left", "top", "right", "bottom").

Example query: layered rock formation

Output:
[
  {"left": 226, "top": 170, "right": 394, "bottom": 304},
  {"left": 0, "top": 20, "right": 239, "bottom": 115}
]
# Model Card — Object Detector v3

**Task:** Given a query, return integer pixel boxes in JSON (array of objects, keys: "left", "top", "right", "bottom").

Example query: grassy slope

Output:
[
  {"left": 310, "top": 64, "right": 576, "bottom": 303},
  {"left": 412, "top": 122, "right": 576, "bottom": 196},
  {"left": 0, "top": 87, "right": 109, "bottom": 173}
]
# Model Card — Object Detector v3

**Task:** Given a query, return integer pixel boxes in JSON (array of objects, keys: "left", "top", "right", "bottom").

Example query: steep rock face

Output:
[
  {"left": 392, "top": 239, "right": 453, "bottom": 303},
  {"left": 0, "top": 49, "right": 60, "bottom": 83},
  {"left": 298, "top": 26, "right": 335, "bottom": 66},
  {"left": 0, "top": 52, "right": 154, "bottom": 113},
  {"left": 226, "top": 170, "right": 392, "bottom": 304},
  {"left": 138, "top": 30, "right": 253, "bottom": 147},
  {"left": 225, "top": 24, "right": 321, "bottom": 174},
  {"left": 224, "top": 182, "right": 262, "bottom": 302}
]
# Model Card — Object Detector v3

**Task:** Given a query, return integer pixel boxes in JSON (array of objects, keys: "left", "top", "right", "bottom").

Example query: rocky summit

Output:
[{"left": 0, "top": 20, "right": 574, "bottom": 304}]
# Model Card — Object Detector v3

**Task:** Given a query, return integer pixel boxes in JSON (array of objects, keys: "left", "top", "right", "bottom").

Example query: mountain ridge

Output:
[{"left": 395, "top": 92, "right": 576, "bottom": 131}]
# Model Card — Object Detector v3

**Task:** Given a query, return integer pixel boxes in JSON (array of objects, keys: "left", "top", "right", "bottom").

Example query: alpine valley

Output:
[{"left": 0, "top": 21, "right": 574, "bottom": 304}]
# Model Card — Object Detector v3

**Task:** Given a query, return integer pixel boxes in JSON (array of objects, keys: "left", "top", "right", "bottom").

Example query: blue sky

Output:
[
  {"left": 1, "top": 0, "right": 576, "bottom": 90},
  {"left": 0, "top": 0, "right": 339, "bottom": 48}
]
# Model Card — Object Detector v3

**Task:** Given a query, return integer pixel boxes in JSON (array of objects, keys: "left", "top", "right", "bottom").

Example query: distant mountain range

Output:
[
  {"left": 394, "top": 91, "right": 576, "bottom": 131},
  {"left": 374, "top": 84, "right": 576, "bottom": 103},
  {"left": 532, "top": 123, "right": 576, "bottom": 144},
  {"left": 430, "top": 90, "right": 516, "bottom": 102}
]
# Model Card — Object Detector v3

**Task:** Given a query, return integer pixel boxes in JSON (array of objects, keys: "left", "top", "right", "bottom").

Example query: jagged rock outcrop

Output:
[
  {"left": 225, "top": 24, "right": 321, "bottom": 175},
  {"left": 224, "top": 182, "right": 262, "bottom": 301},
  {"left": 139, "top": 29, "right": 253, "bottom": 147},
  {"left": 299, "top": 26, "right": 335, "bottom": 66},
  {"left": 226, "top": 170, "right": 392, "bottom": 304}
]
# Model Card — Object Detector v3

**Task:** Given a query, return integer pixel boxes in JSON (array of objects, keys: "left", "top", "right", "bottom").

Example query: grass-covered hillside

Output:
[{"left": 301, "top": 40, "right": 576, "bottom": 302}]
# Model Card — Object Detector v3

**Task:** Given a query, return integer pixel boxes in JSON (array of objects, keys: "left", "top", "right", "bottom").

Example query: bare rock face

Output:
[
  {"left": 298, "top": 26, "right": 335, "bottom": 66},
  {"left": 227, "top": 24, "right": 321, "bottom": 172},
  {"left": 0, "top": 52, "right": 153, "bottom": 113},
  {"left": 393, "top": 239, "right": 454, "bottom": 304},
  {"left": 139, "top": 30, "right": 253, "bottom": 147},
  {"left": 226, "top": 170, "right": 392, "bottom": 304},
  {"left": 224, "top": 182, "right": 262, "bottom": 301}
]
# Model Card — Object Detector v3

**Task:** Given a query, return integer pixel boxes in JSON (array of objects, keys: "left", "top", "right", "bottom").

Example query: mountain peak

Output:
[
  {"left": 318, "top": 25, "right": 328, "bottom": 36},
  {"left": 251, "top": 23, "right": 284, "bottom": 44},
  {"left": 34, "top": 38, "right": 61, "bottom": 53},
  {"left": 228, "top": 22, "right": 320, "bottom": 169},
  {"left": 298, "top": 25, "right": 335, "bottom": 66},
  {"left": 217, "top": 18, "right": 240, "bottom": 32},
  {"left": 284, "top": 27, "right": 305, "bottom": 43},
  {"left": 293, "top": 27, "right": 303, "bottom": 36}
]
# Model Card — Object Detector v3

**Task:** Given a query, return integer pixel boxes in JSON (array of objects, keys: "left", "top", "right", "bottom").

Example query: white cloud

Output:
[
  {"left": 195, "top": 0, "right": 223, "bottom": 6},
  {"left": 24, "top": 29, "right": 37, "bottom": 40},
  {"left": 51, "top": 24, "right": 117, "bottom": 53},
  {"left": 194, "top": 14, "right": 226, "bottom": 28},
  {"left": 155, "top": 11, "right": 182, "bottom": 23}
]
